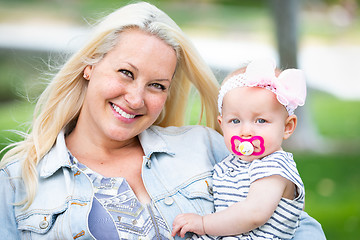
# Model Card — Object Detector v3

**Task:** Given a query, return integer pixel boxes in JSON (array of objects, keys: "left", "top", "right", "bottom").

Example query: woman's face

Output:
[{"left": 81, "top": 29, "right": 177, "bottom": 143}]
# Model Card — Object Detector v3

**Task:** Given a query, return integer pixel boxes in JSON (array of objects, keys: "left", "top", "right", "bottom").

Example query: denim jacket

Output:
[{"left": 0, "top": 125, "right": 326, "bottom": 240}]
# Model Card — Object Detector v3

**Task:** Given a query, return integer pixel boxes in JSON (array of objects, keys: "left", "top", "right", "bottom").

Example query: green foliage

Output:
[
  {"left": 0, "top": 54, "right": 24, "bottom": 101},
  {"left": 0, "top": 51, "right": 48, "bottom": 102},
  {"left": 0, "top": 101, "right": 33, "bottom": 157},
  {"left": 310, "top": 91, "right": 360, "bottom": 140}
]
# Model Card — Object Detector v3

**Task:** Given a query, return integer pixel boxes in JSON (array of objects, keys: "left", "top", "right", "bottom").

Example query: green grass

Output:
[{"left": 295, "top": 153, "right": 360, "bottom": 239}]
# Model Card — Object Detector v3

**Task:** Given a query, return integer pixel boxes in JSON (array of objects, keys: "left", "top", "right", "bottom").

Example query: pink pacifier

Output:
[{"left": 231, "top": 136, "right": 265, "bottom": 156}]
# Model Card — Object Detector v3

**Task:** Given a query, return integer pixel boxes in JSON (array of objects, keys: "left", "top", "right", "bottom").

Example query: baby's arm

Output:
[
  {"left": 172, "top": 175, "right": 291, "bottom": 237},
  {"left": 172, "top": 213, "right": 205, "bottom": 238}
]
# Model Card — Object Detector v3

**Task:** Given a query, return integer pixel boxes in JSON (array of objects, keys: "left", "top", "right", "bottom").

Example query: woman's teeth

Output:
[{"left": 111, "top": 104, "right": 136, "bottom": 119}]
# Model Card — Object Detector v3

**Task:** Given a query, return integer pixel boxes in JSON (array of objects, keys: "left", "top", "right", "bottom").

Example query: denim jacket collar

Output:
[
  {"left": 138, "top": 125, "right": 175, "bottom": 158},
  {"left": 39, "top": 126, "right": 175, "bottom": 178},
  {"left": 39, "top": 129, "right": 72, "bottom": 178}
]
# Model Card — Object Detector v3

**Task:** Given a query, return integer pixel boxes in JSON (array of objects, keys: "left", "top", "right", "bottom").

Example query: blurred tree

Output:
[
  {"left": 269, "top": 0, "right": 299, "bottom": 68},
  {"left": 269, "top": 0, "right": 324, "bottom": 151}
]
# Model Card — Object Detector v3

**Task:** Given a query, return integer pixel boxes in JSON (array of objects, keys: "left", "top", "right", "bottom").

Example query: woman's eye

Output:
[
  {"left": 119, "top": 69, "right": 133, "bottom": 79},
  {"left": 150, "top": 83, "right": 166, "bottom": 91},
  {"left": 256, "top": 119, "right": 266, "bottom": 124},
  {"left": 231, "top": 119, "right": 240, "bottom": 124}
]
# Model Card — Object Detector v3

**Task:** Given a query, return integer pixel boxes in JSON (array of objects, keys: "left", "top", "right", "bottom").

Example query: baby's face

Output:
[{"left": 218, "top": 87, "right": 289, "bottom": 162}]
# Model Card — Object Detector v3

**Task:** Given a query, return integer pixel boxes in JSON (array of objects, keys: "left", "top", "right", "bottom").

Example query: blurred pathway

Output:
[
  {"left": 1, "top": 23, "right": 359, "bottom": 100},
  {"left": 191, "top": 36, "right": 360, "bottom": 100}
]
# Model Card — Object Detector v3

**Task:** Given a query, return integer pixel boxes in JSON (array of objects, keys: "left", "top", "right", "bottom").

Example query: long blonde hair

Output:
[{"left": 0, "top": 2, "right": 220, "bottom": 209}]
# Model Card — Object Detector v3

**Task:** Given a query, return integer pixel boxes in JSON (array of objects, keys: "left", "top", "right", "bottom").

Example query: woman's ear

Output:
[
  {"left": 83, "top": 65, "right": 93, "bottom": 80},
  {"left": 284, "top": 115, "right": 297, "bottom": 140}
]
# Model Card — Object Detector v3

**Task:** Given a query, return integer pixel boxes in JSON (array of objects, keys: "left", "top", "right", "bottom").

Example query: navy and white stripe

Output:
[{"left": 212, "top": 151, "right": 305, "bottom": 240}]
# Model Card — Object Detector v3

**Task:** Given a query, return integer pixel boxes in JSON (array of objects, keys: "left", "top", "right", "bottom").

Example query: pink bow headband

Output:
[{"left": 218, "top": 58, "right": 307, "bottom": 116}]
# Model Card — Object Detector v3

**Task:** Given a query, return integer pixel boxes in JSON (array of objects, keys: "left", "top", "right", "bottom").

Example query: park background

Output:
[{"left": 0, "top": 0, "right": 359, "bottom": 239}]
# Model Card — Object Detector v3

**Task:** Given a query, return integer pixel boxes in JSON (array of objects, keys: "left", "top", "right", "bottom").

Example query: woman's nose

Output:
[{"left": 124, "top": 85, "right": 145, "bottom": 109}]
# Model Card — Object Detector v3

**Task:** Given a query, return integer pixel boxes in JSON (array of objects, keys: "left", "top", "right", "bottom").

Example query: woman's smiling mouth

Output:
[{"left": 111, "top": 103, "right": 137, "bottom": 119}]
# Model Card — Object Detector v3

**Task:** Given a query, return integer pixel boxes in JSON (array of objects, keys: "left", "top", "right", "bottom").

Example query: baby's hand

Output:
[{"left": 171, "top": 213, "right": 205, "bottom": 238}]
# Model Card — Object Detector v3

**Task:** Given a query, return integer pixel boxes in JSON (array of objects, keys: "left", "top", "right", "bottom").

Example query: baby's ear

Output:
[
  {"left": 217, "top": 115, "right": 223, "bottom": 125},
  {"left": 284, "top": 115, "right": 297, "bottom": 140}
]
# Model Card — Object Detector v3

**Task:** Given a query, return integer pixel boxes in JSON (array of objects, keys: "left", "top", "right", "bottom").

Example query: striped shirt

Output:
[{"left": 212, "top": 151, "right": 304, "bottom": 240}]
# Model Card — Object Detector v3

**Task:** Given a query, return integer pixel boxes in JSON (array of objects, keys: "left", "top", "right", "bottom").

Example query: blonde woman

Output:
[{"left": 0, "top": 2, "right": 325, "bottom": 239}]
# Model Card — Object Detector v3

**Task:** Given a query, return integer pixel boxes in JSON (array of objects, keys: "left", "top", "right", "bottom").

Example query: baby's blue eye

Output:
[
  {"left": 231, "top": 119, "right": 240, "bottom": 124},
  {"left": 256, "top": 119, "right": 266, "bottom": 124}
]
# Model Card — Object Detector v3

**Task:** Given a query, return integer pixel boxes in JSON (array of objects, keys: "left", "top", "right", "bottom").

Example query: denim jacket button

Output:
[
  {"left": 39, "top": 220, "right": 49, "bottom": 229},
  {"left": 146, "top": 160, "right": 151, "bottom": 168},
  {"left": 164, "top": 197, "right": 174, "bottom": 206},
  {"left": 207, "top": 185, "right": 213, "bottom": 195}
]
